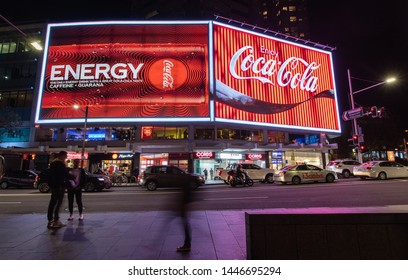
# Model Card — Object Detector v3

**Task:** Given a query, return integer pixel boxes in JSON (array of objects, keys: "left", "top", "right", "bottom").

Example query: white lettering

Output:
[
  {"left": 163, "top": 60, "right": 174, "bottom": 89},
  {"left": 229, "top": 46, "right": 320, "bottom": 92},
  {"left": 49, "top": 63, "right": 144, "bottom": 81},
  {"left": 50, "top": 65, "right": 64, "bottom": 81},
  {"left": 195, "top": 152, "right": 213, "bottom": 158}
]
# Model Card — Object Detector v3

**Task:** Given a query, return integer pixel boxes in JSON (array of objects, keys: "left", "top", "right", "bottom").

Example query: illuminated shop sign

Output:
[
  {"left": 213, "top": 22, "right": 341, "bottom": 133},
  {"left": 112, "top": 153, "right": 134, "bottom": 159},
  {"left": 67, "top": 151, "right": 88, "bottom": 159},
  {"left": 219, "top": 153, "right": 244, "bottom": 160},
  {"left": 193, "top": 151, "right": 215, "bottom": 159},
  {"left": 246, "top": 154, "right": 265, "bottom": 160},
  {"left": 35, "top": 21, "right": 210, "bottom": 124}
]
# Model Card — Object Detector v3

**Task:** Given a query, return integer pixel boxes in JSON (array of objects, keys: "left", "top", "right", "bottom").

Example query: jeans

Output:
[
  {"left": 67, "top": 188, "right": 83, "bottom": 215},
  {"left": 47, "top": 185, "right": 65, "bottom": 222}
]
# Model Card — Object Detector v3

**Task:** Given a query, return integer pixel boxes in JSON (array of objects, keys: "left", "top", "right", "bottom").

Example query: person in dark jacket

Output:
[
  {"left": 47, "top": 151, "right": 71, "bottom": 229},
  {"left": 67, "top": 159, "right": 86, "bottom": 221}
]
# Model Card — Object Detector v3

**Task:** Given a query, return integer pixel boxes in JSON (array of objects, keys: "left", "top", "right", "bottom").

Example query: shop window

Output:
[
  {"left": 112, "top": 127, "right": 136, "bottom": 141},
  {"left": 141, "top": 126, "right": 187, "bottom": 140},
  {"left": 194, "top": 128, "right": 214, "bottom": 140},
  {"left": 267, "top": 131, "right": 285, "bottom": 143}
]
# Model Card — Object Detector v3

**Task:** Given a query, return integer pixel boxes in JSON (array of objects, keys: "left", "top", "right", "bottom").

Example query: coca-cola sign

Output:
[
  {"left": 230, "top": 46, "right": 319, "bottom": 92},
  {"left": 213, "top": 22, "right": 340, "bottom": 133}
]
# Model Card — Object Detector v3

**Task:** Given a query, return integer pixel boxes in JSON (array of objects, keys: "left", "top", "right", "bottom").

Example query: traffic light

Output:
[
  {"left": 378, "top": 107, "right": 384, "bottom": 118},
  {"left": 352, "top": 135, "right": 358, "bottom": 145},
  {"left": 370, "top": 106, "right": 378, "bottom": 118},
  {"left": 359, "top": 144, "right": 368, "bottom": 153}
]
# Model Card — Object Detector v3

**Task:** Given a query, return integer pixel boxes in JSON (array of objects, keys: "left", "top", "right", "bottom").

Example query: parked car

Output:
[
  {"left": 34, "top": 168, "right": 112, "bottom": 193},
  {"left": 353, "top": 161, "right": 408, "bottom": 180},
  {"left": 0, "top": 170, "right": 38, "bottom": 189},
  {"left": 216, "top": 163, "right": 275, "bottom": 184},
  {"left": 138, "top": 165, "right": 205, "bottom": 191},
  {"left": 273, "top": 164, "right": 337, "bottom": 185},
  {"left": 325, "top": 159, "right": 361, "bottom": 178}
]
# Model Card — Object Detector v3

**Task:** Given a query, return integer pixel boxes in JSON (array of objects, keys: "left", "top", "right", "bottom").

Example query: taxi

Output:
[{"left": 273, "top": 164, "right": 337, "bottom": 185}]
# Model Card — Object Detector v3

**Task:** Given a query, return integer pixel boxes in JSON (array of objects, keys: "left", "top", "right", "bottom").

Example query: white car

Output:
[
  {"left": 274, "top": 164, "right": 337, "bottom": 185},
  {"left": 353, "top": 161, "right": 408, "bottom": 180},
  {"left": 217, "top": 163, "right": 275, "bottom": 184},
  {"left": 325, "top": 159, "right": 361, "bottom": 178}
]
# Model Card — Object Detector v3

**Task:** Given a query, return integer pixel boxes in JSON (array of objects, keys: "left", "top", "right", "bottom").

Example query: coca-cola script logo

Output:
[
  {"left": 229, "top": 46, "right": 320, "bottom": 92},
  {"left": 148, "top": 59, "right": 188, "bottom": 91}
]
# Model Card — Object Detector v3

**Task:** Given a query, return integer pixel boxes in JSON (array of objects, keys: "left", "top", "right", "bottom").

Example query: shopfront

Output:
[{"left": 89, "top": 153, "right": 134, "bottom": 175}]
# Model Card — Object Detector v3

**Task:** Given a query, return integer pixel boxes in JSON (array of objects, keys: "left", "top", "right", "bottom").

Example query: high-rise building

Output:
[{"left": 131, "top": 0, "right": 309, "bottom": 38}]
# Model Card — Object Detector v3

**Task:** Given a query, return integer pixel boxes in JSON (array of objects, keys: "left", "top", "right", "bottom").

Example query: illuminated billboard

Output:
[
  {"left": 35, "top": 21, "right": 210, "bottom": 124},
  {"left": 213, "top": 22, "right": 341, "bottom": 133}
]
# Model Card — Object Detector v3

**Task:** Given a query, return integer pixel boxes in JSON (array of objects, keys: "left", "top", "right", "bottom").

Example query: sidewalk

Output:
[
  {"left": 0, "top": 210, "right": 247, "bottom": 260},
  {"left": 2, "top": 205, "right": 408, "bottom": 260}
]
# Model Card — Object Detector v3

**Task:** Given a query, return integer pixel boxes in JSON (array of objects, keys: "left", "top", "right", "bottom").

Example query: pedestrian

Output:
[
  {"left": 209, "top": 168, "right": 214, "bottom": 180},
  {"left": 67, "top": 159, "right": 85, "bottom": 221},
  {"left": 203, "top": 168, "right": 208, "bottom": 180},
  {"left": 47, "top": 151, "right": 71, "bottom": 229},
  {"left": 176, "top": 177, "right": 195, "bottom": 252}
]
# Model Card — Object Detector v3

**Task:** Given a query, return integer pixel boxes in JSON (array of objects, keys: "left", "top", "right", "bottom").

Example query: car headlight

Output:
[{"left": 97, "top": 178, "right": 104, "bottom": 181}]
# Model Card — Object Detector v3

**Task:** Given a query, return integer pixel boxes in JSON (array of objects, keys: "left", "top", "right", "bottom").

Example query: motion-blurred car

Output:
[
  {"left": 325, "top": 159, "right": 361, "bottom": 178},
  {"left": 353, "top": 161, "right": 408, "bottom": 180},
  {"left": 0, "top": 170, "right": 38, "bottom": 189},
  {"left": 138, "top": 165, "right": 205, "bottom": 191},
  {"left": 273, "top": 164, "right": 337, "bottom": 185},
  {"left": 34, "top": 168, "right": 112, "bottom": 192}
]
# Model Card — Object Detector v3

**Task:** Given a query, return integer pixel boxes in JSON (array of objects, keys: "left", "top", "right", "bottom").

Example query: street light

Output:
[
  {"left": 347, "top": 69, "right": 396, "bottom": 162},
  {"left": 73, "top": 105, "right": 89, "bottom": 168}
]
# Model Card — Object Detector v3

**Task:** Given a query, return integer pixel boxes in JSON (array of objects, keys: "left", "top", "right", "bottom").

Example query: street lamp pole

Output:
[
  {"left": 347, "top": 69, "right": 362, "bottom": 162},
  {"left": 347, "top": 69, "right": 396, "bottom": 163},
  {"left": 74, "top": 105, "right": 89, "bottom": 168}
]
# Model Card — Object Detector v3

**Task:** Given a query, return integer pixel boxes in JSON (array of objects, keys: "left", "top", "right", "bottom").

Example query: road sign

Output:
[{"left": 342, "top": 107, "right": 363, "bottom": 121}]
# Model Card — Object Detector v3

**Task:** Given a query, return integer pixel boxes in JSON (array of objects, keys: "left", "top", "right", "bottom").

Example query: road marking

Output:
[
  {"left": 204, "top": 196, "right": 268, "bottom": 201},
  {"left": 0, "top": 202, "right": 22, "bottom": 204}
]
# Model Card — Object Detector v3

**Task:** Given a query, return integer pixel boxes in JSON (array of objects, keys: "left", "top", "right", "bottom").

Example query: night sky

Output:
[{"left": 2, "top": 0, "right": 407, "bottom": 144}]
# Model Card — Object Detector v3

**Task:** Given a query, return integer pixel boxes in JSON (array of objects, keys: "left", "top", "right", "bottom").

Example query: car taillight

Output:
[{"left": 35, "top": 175, "right": 39, "bottom": 181}]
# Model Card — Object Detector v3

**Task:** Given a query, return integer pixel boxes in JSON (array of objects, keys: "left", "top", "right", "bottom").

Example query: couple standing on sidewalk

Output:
[{"left": 47, "top": 151, "right": 85, "bottom": 229}]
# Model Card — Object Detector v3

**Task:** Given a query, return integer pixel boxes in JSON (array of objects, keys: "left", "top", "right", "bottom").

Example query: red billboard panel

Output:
[
  {"left": 213, "top": 22, "right": 341, "bottom": 133},
  {"left": 36, "top": 22, "right": 210, "bottom": 124}
]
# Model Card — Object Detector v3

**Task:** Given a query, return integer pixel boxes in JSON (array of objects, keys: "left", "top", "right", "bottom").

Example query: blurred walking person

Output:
[{"left": 176, "top": 177, "right": 195, "bottom": 252}]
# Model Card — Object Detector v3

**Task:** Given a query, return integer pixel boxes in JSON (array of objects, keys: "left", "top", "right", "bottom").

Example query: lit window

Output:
[
  {"left": 298, "top": 18, "right": 303, "bottom": 22},
  {"left": 282, "top": 6, "right": 288, "bottom": 11},
  {"left": 284, "top": 27, "right": 290, "bottom": 32},
  {"left": 263, "top": 10, "right": 268, "bottom": 16},
  {"left": 290, "top": 16, "right": 297, "bottom": 22},
  {"left": 289, "top": 6, "right": 296, "bottom": 11}
]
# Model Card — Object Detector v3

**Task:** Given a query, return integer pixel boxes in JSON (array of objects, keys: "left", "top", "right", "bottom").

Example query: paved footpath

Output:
[
  {"left": 0, "top": 210, "right": 247, "bottom": 260},
  {"left": 2, "top": 205, "right": 408, "bottom": 260}
]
